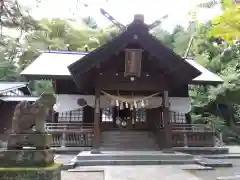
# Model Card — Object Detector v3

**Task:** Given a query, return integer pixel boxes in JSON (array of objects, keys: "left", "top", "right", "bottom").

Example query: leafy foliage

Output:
[
  {"left": 200, "top": 0, "right": 240, "bottom": 43},
  {"left": 18, "top": 18, "right": 118, "bottom": 71},
  {"left": 0, "top": 0, "right": 42, "bottom": 81}
]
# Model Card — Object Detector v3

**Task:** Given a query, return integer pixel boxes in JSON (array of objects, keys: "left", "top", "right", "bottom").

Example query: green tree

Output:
[
  {"left": 197, "top": 0, "right": 240, "bottom": 43},
  {"left": 0, "top": 0, "right": 41, "bottom": 81},
  {"left": 18, "top": 18, "right": 111, "bottom": 70}
]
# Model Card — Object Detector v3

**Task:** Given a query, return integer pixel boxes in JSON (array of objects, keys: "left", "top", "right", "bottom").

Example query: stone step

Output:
[
  {"left": 102, "top": 134, "right": 154, "bottom": 137},
  {"left": 76, "top": 151, "right": 194, "bottom": 161},
  {"left": 174, "top": 147, "right": 229, "bottom": 155},
  {"left": 101, "top": 137, "right": 155, "bottom": 140},
  {"left": 101, "top": 132, "right": 156, "bottom": 137},
  {"left": 101, "top": 137, "right": 157, "bottom": 140},
  {"left": 102, "top": 131, "right": 151, "bottom": 134},
  {"left": 74, "top": 159, "right": 196, "bottom": 166},
  {"left": 100, "top": 142, "right": 158, "bottom": 148},
  {"left": 99, "top": 147, "right": 159, "bottom": 151},
  {"left": 202, "top": 154, "right": 240, "bottom": 159},
  {"left": 101, "top": 137, "right": 156, "bottom": 141},
  {"left": 101, "top": 132, "right": 154, "bottom": 137},
  {"left": 101, "top": 139, "right": 157, "bottom": 143},
  {"left": 101, "top": 142, "right": 157, "bottom": 146},
  {"left": 73, "top": 151, "right": 196, "bottom": 166},
  {"left": 101, "top": 131, "right": 158, "bottom": 150},
  {"left": 100, "top": 144, "right": 158, "bottom": 149},
  {"left": 195, "top": 157, "right": 233, "bottom": 167},
  {"left": 102, "top": 135, "right": 155, "bottom": 138}
]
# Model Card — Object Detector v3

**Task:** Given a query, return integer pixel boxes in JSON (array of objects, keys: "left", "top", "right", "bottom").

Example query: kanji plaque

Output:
[{"left": 124, "top": 48, "right": 143, "bottom": 77}]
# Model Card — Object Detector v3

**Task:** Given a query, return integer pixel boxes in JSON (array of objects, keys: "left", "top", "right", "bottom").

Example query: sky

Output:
[{"left": 19, "top": 0, "right": 222, "bottom": 32}]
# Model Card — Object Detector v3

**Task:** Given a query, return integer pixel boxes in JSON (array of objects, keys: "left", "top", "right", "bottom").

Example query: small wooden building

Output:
[{"left": 21, "top": 15, "right": 223, "bottom": 151}]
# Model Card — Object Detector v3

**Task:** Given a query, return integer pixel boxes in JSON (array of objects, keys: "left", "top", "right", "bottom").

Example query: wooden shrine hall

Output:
[{"left": 21, "top": 14, "right": 223, "bottom": 151}]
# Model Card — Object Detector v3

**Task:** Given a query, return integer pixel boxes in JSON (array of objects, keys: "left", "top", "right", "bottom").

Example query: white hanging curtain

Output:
[
  {"left": 53, "top": 94, "right": 94, "bottom": 113},
  {"left": 53, "top": 94, "right": 191, "bottom": 113}
]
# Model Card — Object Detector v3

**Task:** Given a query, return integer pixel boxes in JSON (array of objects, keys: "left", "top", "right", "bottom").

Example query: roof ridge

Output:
[{"left": 42, "top": 50, "right": 89, "bottom": 55}]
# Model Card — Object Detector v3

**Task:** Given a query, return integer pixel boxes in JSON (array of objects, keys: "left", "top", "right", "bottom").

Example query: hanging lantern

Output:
[
  {"left": 116, "top": 100, "right": 119, "bottom": 107},
  {"left": 141, "top": 100, "right": 145, "bottom": 108},
  {"left": 53, "top": 104, "right": 57, "bottom": 111},
  {"left": 125, "top": 102, "right": 129, "bottom": 108},
  {"left": 124, "top": 48, "right": 143, "bottom": 78},
  {"left": 130, "top": 104, "right": 133, "bottom": 111},
  {"left": 120, "top": 102, "right": 124, "bottom": 110},
  {"left": 134, "top": 101, "right": 137, "bottom": 109},
  {"left": 121, "top": 120, "right": 127, "bottom": 128}
]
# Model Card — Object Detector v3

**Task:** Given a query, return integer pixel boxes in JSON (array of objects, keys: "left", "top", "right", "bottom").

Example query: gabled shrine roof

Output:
[
  {"left": 20, "top": 51, "right": 223, "bottom": 85},
  {"left": 185, "top": 58, "right": 223, "bottom": 85},
  {"left": 21, "top": 50, "right": 87, "bottom": 79},
  {"left": 68, "top": 18, "right": 201, "bottom": 86}
]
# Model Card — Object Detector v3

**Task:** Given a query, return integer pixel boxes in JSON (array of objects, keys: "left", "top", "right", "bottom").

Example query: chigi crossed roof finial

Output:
[{"left": 99, "top": 8, "right": 168, "bottom": 31}]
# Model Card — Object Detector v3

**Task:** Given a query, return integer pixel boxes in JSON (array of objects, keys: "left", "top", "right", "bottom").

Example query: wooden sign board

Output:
[{"left": 124, "top": 49, "right": 143, "bottom": 77}]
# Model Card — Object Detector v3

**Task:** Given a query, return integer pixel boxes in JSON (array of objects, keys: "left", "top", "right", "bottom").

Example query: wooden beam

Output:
[
  {"left": 99, "top": 73, "right": 170, "bottom": 91},
  {"left": 162, "top": 91, "right": 172, "bottom": 150},
  {"left": 91, "top": 73, "right": 101, "bottom": 154}
]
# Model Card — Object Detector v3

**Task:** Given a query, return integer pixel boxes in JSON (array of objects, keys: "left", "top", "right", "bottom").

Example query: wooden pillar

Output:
[
  {"left": 162, "top": 91, "right": 172, "bottom": 150},
  {"left": 91, "top": 85, "right": 101, "bottom": 153},
  {"left": 83, "top": 106, "right": 94, "bottom": 124}
]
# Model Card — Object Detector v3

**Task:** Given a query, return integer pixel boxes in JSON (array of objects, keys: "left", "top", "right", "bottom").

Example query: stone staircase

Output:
[
  {"left": 72, "top": 150, "right": 196, "bottom": 166},
  {"left": 100, "top": 130, "right": 159, "bottom": 151}
]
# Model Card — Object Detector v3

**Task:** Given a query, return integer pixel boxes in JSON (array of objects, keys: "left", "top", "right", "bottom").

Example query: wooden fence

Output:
[
  {"left": 45, "top": 123, "right": 94, "bottom": 147},
  {"left": 45, "top": 122, "right": 219, "bottom": 148}
]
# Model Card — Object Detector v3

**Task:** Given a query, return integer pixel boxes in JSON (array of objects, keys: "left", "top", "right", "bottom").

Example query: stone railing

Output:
[{"left": 45, "top": 123, "right": 94, "bottom": 147}]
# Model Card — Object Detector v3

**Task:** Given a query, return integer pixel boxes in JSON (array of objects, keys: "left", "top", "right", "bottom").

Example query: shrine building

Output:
[{"left": 20, "top": 15, "right": 223, "bottom": 151}]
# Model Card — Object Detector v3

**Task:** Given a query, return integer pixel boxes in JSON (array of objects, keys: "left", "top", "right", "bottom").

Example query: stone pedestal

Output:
[
  {"left": 7, "top": 133, "right": 53, "bottom": 149},
  {"left": 0, "top": 149, "right": 54, "bottom": 167},
  {"left": 0, "top": 163, "right": 61, "bottom": 180},
  {"left": 0, "top": 133, "right": 61, "bottom": 180}
]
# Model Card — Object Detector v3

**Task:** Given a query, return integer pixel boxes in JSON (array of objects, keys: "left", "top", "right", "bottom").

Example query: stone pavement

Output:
[
  {"left": 66, "top": 165, "right": 202, "bottom": 180},
  {"left": 62, "top": 171, "right": 104, "bottom": 180},
  {"left": 193, "top": 158, "right": 240, "bottom": 180},
  {"left": 226, "top": 145, "right": 240, "bottom": 154},
  {"left": 55, "top": 154, "right": 76, "bottom": 164}
]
